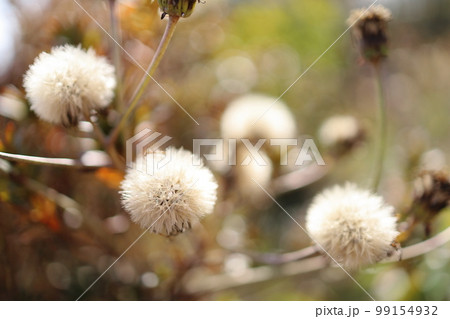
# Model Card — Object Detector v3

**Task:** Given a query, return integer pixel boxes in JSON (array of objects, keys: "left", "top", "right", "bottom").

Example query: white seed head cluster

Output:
[
  {"left": 306, "top": 183, "right": 399, "bottom": 269},
  {"left": 220, "top": 94, "right": 297, "bottom": 140},
  {"left": 120, "top": 147, "right": 218, "bottom": 236},
  {"left": 23, "top": 45, "right": 116, "bottom": 126},
  {"left": 347, "top": 5, "right": 392, "bottom": 26},
  {"left": 319, "top": 115, "right": 361, "bottom": 147}
]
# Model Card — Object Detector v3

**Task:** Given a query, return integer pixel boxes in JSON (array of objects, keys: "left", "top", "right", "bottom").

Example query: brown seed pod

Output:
[
  {"left": 157, "top": 0, "right": 199, "bottom": 19},
  {"left": 347, "top": 5, "right": 392, "bottom": 64}
]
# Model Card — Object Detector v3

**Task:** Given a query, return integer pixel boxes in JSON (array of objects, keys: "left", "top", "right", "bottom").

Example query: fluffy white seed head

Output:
[
  {"left": 120, "top": 147, "right": 218, "bottom": 236},
  {"left": 306, "top": 183, "right": 399, "bottom": 269},
  {"left": 221, "top": 94, "right": 297, "bottom": 140},
  {"left": 347, "top": 5, "right": 392, "bottom": 26},
  {"left": 23, "top": 45, "right": 116, "bottom": 126},
  {"left": 319, "top": 115, "right": 361, "bottom": 147}
]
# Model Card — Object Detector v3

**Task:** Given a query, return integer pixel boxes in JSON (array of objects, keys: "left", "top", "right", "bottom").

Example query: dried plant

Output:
[{"left": 0, "top": 1, "right": 448, "bottom": 301}]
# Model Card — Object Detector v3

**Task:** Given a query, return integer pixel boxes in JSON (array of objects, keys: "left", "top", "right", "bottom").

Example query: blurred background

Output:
[{"left": 0, "top": 0, "right": 449, "bottom": 300}]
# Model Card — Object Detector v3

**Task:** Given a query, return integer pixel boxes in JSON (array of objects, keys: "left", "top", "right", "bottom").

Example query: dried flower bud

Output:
[
  {"left": 306, "top": 183, "right": 399, "bottom": 269},
  {"left": 347, "top": 5, "right": 392, "bottom": 64},
  {"left": 234, "top": 146, "right": 273, "bottom": 205},
  {"left": 220, "top": 94, "right": 298, "bottom": 165},
  {"left": 413, "top": 171, "right": 450, "bottom": 214},
  {"left": 157, "top": 0, "right": 199, "bottom": 19}
]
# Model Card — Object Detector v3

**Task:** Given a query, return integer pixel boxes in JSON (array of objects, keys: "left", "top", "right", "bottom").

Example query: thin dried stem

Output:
[
  {"left": 384, "top": 226, "right": 450, "bottom": 262},
  {"left": 273, "top": 162, "right": 330, "bottom": 195},
  {"left": 82, "top": 107, "right": 106, "bottom": 145},
  {"left": 371, "top": 63, "right": 387, "bottom": 191},
  {"left": 235, "top": 245, "right": 320, "bottom": 265},
  {"left": 183, "top": 256, "right": 328, "bottom": 295}
]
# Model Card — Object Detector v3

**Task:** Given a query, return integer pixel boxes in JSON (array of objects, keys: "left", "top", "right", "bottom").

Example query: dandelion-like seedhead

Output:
[
  {"left": 220, "top": 94, "right": 297, "bottom": 141},
  {"left": 347, "top": 5, "right": 392, "bottom": 63},
  {"left": 306, "top": 183, "right": 399, "bottom": 269},
  {"left": 120, "top": 147, "right": 218, "bottom": 236},
  {"left": 23, "top": 45, "right": 116, "bottom": 127}
]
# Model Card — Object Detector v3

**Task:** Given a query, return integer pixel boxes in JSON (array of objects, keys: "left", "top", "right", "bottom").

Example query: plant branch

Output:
[
  {"left": 273, "top": 162, "right": 330, "bottom": 195},
  {"left": 183, "top": 255, "right": 328, "bottom": 295},
  {"left": 108, "top": 15, "right": 180, "bottom": 145},
  {"left": 0, "top": 151, "right": 104, "bottom": 169},
  {"left": 108, "top": 0, "right": 125, "bottom": 114},
  {"left": 183, "top": 227, "right": 450, "bottom": 295}
]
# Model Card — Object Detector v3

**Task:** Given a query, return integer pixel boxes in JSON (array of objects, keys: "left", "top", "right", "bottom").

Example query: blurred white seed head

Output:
[
  {"left": 319, "top": 115, "right": 363, "bottom": 149},
  {"left": 347, "top": 5, "right": 392, "bottom": 63},
  {"left": 220, "top": 94, "right": 297, "bottom": 141},
  {"left": 23, "top": 45, "right": 116, "bottom": 126},
  {"left": 120, "top": 147, "right": 218, "bottom": 236},
  {"left": 306, "top": 183, "right": 399, "bottom": 269},
  {"left": 235, "top": 146, "right": 273, "bottom": 203}
]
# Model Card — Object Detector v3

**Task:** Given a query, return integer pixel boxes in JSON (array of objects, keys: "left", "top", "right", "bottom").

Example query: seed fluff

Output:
[
  {"left": 23, "top": 44, "right": 116, "bottom": 126},
  {"left": 120, "top": 147, "right": 218, "bottom": 236}
]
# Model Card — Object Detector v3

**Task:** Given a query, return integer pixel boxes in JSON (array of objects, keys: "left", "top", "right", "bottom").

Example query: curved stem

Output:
[
  {"left": 183, "top": 227, "right": 450, "bottom": 295},
  {"left": 371, "top": 64, "right": 387, "bottom": 191},
  {"left": 82, "top": 107, "right": 124, "bottom": 170},
  {"left": 82, "top": 107, "right": 106, "bottom": 145},
  {"left": 108, "top": 15, "right": 180, "bottom": 145},
  {"left": 384, "top": 226, "right": 450, "bottom": 262}
]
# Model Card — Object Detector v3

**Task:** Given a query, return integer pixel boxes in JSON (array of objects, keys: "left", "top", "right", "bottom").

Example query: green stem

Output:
[
  {"left": 108, "top": 15, "right": 180, "bottom": 145},
  {"left": 371, "top": 64, "right": 387, "bottom": 191},
  {"left": 109, "top": 0, "right": 124, "bottom": 113}
]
